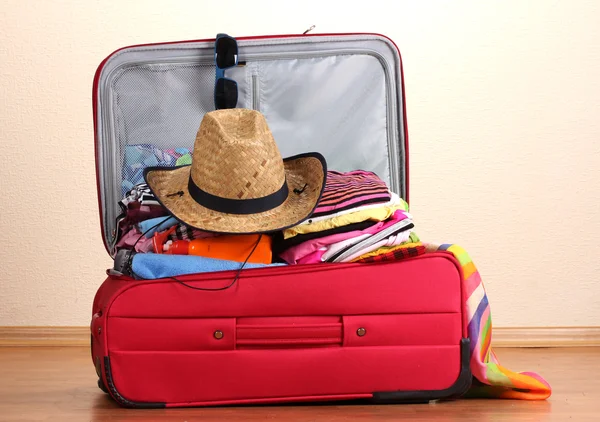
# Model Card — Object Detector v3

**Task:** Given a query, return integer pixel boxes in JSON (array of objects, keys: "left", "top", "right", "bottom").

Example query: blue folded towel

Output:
[
  {"left": 131, "top": 253, "right": 286, "bottom": 279},
  {"left": 138, "top": 216, "right": 178, "bottom": 237}
]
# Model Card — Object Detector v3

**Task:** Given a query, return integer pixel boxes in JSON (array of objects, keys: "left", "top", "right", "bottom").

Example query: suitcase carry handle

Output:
[{"left": 236, "top": 322, "right": 343, "bottom": 348}]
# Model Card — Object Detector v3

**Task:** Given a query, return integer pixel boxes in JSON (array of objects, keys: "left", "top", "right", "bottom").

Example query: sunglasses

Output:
[{"left": 214, "top": 33, "right": 239, "bottom": 110}]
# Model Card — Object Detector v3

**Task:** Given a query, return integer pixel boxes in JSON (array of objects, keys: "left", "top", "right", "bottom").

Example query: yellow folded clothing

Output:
[{"left": 283, "top": 204, "right": 407, "bottom": 239}]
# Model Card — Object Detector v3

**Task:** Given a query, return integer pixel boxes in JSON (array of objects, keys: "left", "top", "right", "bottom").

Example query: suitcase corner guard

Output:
[
  {"left": 103, "top": 357, "right": 166, "bottom": 409},
  {"left": 370, "top": 338, "right": 472, "bottom": 404}
]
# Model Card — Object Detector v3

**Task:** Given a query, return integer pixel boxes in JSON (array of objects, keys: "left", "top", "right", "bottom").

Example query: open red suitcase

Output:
[{"left": 91, "top": 31, "right": 472, "bottom": 408}]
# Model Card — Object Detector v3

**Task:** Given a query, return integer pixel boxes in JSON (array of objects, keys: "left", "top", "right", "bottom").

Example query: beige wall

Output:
[{"left": 1, "top": 0, "right": 599, "bottom": 327}]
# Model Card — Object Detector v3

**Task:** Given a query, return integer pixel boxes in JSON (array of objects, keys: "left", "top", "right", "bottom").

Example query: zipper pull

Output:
[{"left": 302, "top": 25, "right": 316, "bottom": 35}]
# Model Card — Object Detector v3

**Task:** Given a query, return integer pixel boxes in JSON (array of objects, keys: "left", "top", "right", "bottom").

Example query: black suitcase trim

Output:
[
  {"left": 371, "top": 337, "right": 472, "bottom": 404},
  {"left": 103, "top": 356, "right": 166, "bottom": 409}
]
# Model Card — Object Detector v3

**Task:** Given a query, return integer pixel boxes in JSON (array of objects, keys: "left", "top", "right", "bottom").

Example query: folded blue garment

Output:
[
  {"left": 131, "top": 253, "right": 286, "bottom": 279},
  {"left": 138, "top": 216, "right": 178, "bottom": 237}
]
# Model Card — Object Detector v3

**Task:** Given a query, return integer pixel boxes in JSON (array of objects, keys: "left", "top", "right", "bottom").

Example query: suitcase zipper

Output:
[
  {"left": 98, "top": 48, "right": 400, "bottom": 241},
  {"left": 251, "top": 74, "right": 260, "bottom": 111}
]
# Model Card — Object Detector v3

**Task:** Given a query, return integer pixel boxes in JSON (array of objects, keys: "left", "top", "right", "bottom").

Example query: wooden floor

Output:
[{"left": 0, "top": 347, "right": 598, "bottom": 421}]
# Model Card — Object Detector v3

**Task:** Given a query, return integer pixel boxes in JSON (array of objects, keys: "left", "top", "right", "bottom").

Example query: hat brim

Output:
[{"left": 143, "top": 153, "right": 327, "bottom": 234}]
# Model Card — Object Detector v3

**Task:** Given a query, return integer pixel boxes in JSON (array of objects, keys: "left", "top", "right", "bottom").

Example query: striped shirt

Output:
[
  {"left": 311, "top": 170, "right": 391, "bottom": 218},
  {"left": 120, "top": 183, "right": 160, "bottom": 208}
]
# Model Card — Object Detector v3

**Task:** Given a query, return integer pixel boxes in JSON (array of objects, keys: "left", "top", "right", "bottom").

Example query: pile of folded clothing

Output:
[
  {"left": 114, "top": 184, "right": 214, "bottom": 254},
  {"left": 111, "top": 108, "right": 426, "bottom": 278},
  {"left": 113, "top": 182, "right": 286, "bottom": 279},
  {"left": 272, "top": 170, "right": 422, "bottom": 265},
  {"left": 113, "top": 169, "right": 425, "bottom": 279}
]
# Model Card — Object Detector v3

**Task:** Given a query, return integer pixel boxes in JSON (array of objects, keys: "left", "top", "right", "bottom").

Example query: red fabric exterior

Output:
[{"left": 91, "top": 253, "right": 466, "bottom": 406}]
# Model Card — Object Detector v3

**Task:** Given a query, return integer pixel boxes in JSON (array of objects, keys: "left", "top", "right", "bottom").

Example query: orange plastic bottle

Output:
[{"left": 187, "top": 234, "right": 272, "bottom": 264}]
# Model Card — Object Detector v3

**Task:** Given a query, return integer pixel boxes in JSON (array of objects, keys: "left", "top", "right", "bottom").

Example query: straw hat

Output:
[{"left": 143, "top": 109, "right": 327, "bottom": 234}]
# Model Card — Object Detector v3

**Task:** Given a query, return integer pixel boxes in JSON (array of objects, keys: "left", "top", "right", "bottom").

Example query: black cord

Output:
[
  {"left": 131, "top": 215, "right": 174, "bottom": 251},
  {"left": 129, "top": 233, "right": 264, "bottom": 292},
  {"left": 121, "top": 215, "right": 175, "bottom": 276}
]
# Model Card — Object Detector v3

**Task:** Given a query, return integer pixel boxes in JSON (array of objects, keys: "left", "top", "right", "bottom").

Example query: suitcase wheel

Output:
[{"left": 97, "top": 377, "right": 109, "bottom": 394}]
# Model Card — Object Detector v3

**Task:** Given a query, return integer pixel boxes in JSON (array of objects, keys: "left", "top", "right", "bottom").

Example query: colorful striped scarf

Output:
[
  {"left": 351, "top": 242, "right": 425, "bottom": 263},
  {"left": 346, "top": 239, "right": 552, "bottom": 399},
  {"left": 423, "top": 243, "right": 552, "bottom": 400}
]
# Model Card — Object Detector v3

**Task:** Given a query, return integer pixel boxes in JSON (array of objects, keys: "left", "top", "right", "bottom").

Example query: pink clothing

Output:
[
  {"left": 116, "top": 228, "right": 154, "bottom": 253},
  {"left": 311, "top": 170, "right": 392, "bottom": 217},
  {"left": 279, "top": 210, "right": 409, "bottom": 264},
  {"left": 296, "top": 248, "right": 327, "bottom": 265}
]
